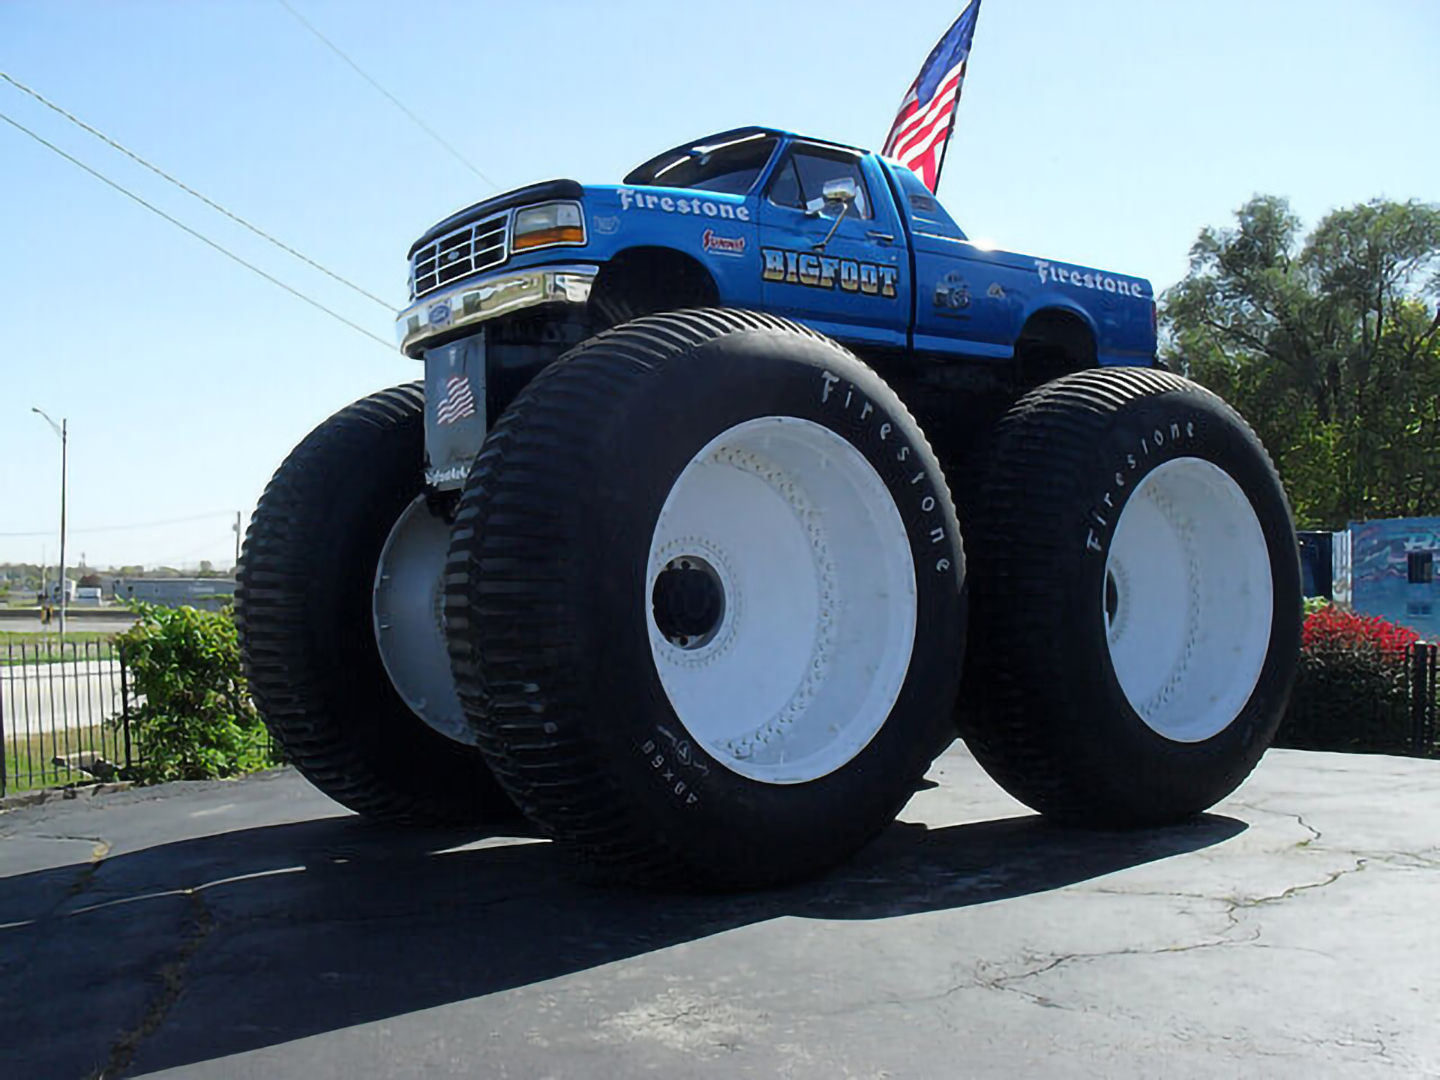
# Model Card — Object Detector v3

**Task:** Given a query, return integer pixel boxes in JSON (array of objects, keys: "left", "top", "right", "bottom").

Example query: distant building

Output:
[
  {"left": 116, "top": 578, "right": 237, "bottom": 610},
  {"left": 1329, "top": 517, "right": 1439, "bottom": 639},
  {"left": 75, "top": 586, "right": 103, "bottom": 606},
  {"left": 45, "top": 578, "right": 77, "bottom": 603}
]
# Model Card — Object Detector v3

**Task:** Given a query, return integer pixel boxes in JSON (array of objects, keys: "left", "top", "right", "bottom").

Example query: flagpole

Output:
[
  {"left": 931, "top": 59, "right": 967, "bottom": 193},
  {"left": 933, "top": 0, "right": 982, "bottom": 193}
]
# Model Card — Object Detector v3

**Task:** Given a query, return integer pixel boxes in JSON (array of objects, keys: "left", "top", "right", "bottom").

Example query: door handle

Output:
[{"left": 867, "top": 231, "right": 896, "bottom": 244}]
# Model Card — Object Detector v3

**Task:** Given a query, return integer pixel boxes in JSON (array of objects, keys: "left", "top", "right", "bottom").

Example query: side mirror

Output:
[{"left": 810, "top": 179, "right": 860, "bottom": 251}]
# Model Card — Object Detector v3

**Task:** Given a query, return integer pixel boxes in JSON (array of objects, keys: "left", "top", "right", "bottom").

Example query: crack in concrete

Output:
[
  {"left": 1323, "top": 1033, "right": 1394, "bottom": 1065},
  {"left": 0, "top": 832, "right": 115, "bottom": 911},
  {"left": 1232, "top": 859, "right": 1367, "bottom": 911},
  {"left": 972, "top": 860, "right": 1372, "bottom": 1013},
  {"left": 1231, "top": 796, "right": 1438, "bottom": 874},
  {"left": 1214, "top": 860, "right": 1367, "bottom": 939},
  {"left": 1080, "top": 885, "right": 1221, "bottom": 902},
  {"left": 86, "top": 887, "right": 217, "bottom": 1080},
  {"left": 0, "top": 836, "right": 112, "bottom": 989},
  {"left": 33, "top": 833, "right": 112, "bottom": 843},
  {"left": 1228, "top": 799, "right": 1325, "bottom": 846},
  {"left": 649, "top": 1003, "right": 712, "bottom": 1027},
  {"left": 1292, "top": 812, "right": 1322, "bottom": 846},
  {"left": 64, "top": 839, "right": 111, "bottom": 902},
  {"left": 981, "top": 930, "right": 1262, "bottom": 1005},
  {"left": 1364, "top": 850, "right": 1440, "bottom": 871}
]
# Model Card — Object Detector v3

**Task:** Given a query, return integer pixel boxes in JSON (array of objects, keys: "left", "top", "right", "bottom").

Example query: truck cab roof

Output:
[{"left": 623, "top": 127, "right": 868, "bottom": 188}]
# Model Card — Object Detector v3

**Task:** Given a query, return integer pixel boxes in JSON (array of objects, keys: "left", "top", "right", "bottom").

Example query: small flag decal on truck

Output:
[{"left": 436, "top": 374, "right": 477, "bottom": 426}]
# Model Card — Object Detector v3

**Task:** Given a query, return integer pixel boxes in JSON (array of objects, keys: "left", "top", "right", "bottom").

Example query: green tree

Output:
[
  {"left": 1163, "top": 195, "right": 1440, "bottom": 526},
  {"left": 112, "top": 603, "right": 280, "bottom": 783}
]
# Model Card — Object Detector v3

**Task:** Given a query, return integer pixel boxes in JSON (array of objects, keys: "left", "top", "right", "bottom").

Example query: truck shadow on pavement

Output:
[{"left": 0, "top": 806, "right": 1244, "bottom": 1078}]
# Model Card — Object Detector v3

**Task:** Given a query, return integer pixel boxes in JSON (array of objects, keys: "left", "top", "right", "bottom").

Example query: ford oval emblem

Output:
[{"left": 428, "top": 301, "right": 452, "bottom": 327}]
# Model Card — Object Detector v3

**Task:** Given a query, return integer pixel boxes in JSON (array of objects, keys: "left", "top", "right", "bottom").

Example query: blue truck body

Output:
[
  {"left": 396, "top": 127, "right": 1158, "bottom": 489},
  {"left": 397, "top": 126, "right": 1157, "bottom": 367}
]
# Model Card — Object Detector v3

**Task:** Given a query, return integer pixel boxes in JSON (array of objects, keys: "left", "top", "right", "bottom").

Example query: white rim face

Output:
[
  {"left": 372, "top": 496, "right": 477, "bottom": 746},
  {"left": 1105, "top": 457, "right": 1273, "bottom": 743},
  {"left": 646, "top": 416, "right": 918, "bottom": 784}
]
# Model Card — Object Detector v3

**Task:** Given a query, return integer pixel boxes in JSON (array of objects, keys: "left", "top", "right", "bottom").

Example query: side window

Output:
[
  {"left": 767, "top": 158, "right": 803, "bottom": 211},
  {"left": 766, "top": 148, "right": 872, "bottom": 220}
]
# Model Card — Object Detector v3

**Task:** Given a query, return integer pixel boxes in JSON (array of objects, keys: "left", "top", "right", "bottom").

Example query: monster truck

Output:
[{"left": 237, "top": 127, "right": 1300, "bottom": 890}]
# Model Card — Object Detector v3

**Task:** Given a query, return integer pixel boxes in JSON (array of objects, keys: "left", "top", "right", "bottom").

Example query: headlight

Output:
[{"left": 511, "top": 201, "right": 585, "bottom": 251}]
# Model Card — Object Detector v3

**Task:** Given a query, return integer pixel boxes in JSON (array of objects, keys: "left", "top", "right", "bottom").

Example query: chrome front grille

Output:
[{"left": 410, "top": 213, "right": 508, "bottom": 300}]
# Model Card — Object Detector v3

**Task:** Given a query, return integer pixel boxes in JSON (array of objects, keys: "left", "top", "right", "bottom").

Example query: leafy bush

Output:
[
  {"left": 112, "top": 603, "right": 280, "bottom": 783},
  {"left": 1277, "top": 604, "right": 1421, "bottom": 754}
]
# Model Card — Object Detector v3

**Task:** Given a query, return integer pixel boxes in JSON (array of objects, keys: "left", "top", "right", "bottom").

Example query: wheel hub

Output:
[
  {"left": 372, "top": 495, "right": 477, "bottom": 746},
  {"left": 652, "top": 557, "right": 726, "bottom": 649}
]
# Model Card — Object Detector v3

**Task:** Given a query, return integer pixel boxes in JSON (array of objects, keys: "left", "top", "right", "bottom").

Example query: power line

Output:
[
  {"left": 0, "top": 108, "right": 394, "bottom": 350},
  {"left": 153, "top": 533, "right": 241, "bottom": 567},
  {"left": 1, "top": 512, "right": 238, "bottom": 539},
  {"left": 0, "top": 70, "right": 395, "bottom": 312},
  {"left": 274, "top": 0, "right": 498, "bottom": 190}
]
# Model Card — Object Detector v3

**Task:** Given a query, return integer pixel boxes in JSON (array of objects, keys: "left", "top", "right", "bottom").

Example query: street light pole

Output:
[{"left": 32, "top": 408, "right": 68, "bottom": 637}]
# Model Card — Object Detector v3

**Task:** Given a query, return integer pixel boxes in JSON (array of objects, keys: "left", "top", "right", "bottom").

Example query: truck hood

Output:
[{"left": 408, "top": 179, "right": 584, "bottom": 257}]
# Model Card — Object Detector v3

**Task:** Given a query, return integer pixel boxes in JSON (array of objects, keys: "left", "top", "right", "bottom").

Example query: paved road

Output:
[
  {"left": 0, "top": 660, "right": 127, "bottom": 737},
  {"left": 1, "top": 747, "right": 1436, "bottom": 1079},
  {"left": 0, "top": 615, "right": 137, "bottom": 634}
]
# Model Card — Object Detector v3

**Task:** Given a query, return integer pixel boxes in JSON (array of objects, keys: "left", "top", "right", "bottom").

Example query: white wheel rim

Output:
[
  {"left": 372, "top": 495, "right": 476, "bottom": 746},
  {"left": 646, "top": 416, "right": 917, "bottom": 784},
  {"left": 1105, "top": 457, "right": 1273, "bottom": 743}
]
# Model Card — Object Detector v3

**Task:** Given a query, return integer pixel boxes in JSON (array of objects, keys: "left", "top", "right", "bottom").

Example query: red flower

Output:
[{"left": 1302, "top": 605, "right": 1420, "bottom": 661}]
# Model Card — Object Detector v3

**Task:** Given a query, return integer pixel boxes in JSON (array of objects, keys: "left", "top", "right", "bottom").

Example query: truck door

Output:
[
  {"left": 886, "top": 165, "right": 1024, "bottom": 361},
  {"left": 757, "top": 145, "right": 909, "bottom": 349},
  {"left": 911, "top": 235, "right": 1026, "bottom": 360}
]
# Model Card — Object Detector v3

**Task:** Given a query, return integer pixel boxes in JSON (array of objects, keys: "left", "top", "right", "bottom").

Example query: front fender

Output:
[{"left": 582, "top": 186, "right": 761, "bottom": 307}]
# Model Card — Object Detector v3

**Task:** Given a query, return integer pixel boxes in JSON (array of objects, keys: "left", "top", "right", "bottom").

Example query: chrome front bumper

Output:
[{"left": 395, "top": 264, "right": 599, "bottom": 357}]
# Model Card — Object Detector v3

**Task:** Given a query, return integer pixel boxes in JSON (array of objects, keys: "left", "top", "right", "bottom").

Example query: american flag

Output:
[
  {"left": 435, "top": 374, "right": 477, "bottom": 426},
  {"left": 881, "top": 0, "right": 983, "bottom": 193}
]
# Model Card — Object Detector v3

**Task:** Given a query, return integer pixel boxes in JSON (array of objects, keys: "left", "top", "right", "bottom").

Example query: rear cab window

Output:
[{"left": 890, "top": 165, "right": 966, "bottom": 240}]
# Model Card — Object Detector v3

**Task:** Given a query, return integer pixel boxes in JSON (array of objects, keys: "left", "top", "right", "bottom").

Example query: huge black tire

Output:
[
  {"left": 957, "top": 368, "right": 1301, "bottom": 824},
  {"left": 237, "top": 384, "right": 515, "bottom": 825},
  {"left": 445, "top": 310, "right": 966, "bottom": 890}
]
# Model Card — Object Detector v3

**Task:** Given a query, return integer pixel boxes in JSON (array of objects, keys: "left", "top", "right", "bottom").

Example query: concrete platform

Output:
[{"left": 1, "top": 747, "right": 1435, "bottom": 1079}]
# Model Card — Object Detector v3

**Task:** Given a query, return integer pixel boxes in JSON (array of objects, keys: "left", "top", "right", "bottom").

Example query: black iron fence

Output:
[
  {"left": 0, "top": 637, "right": 136, "bottom": 797},
  {"left": 1411, "top": 641, "right": 1438, "bottom": 757},
  {"left": 0, "top": 635, "right": 1436, "bottom": 800}
]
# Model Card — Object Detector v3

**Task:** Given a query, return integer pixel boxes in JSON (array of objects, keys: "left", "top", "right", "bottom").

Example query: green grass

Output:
[
  {"left": 0, "top": 631, "right": 120, "bottom": 665},
  {"left": 2, "top": 722, "right": 131, "bottom": 796}
]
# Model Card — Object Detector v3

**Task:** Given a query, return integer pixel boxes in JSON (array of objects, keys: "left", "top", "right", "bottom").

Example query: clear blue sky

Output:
[{"left": 2, "top": 0, "right": 1436, "bottom": 570}]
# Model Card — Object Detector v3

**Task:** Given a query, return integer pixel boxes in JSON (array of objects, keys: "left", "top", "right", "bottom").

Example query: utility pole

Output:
[{"left": 32, "top": 408, "right": 68, "bottom": 636}]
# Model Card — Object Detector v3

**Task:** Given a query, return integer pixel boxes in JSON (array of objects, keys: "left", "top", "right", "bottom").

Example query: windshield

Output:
[{"left": 630, "top": 134, "right": 778, "bottom": 195}]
